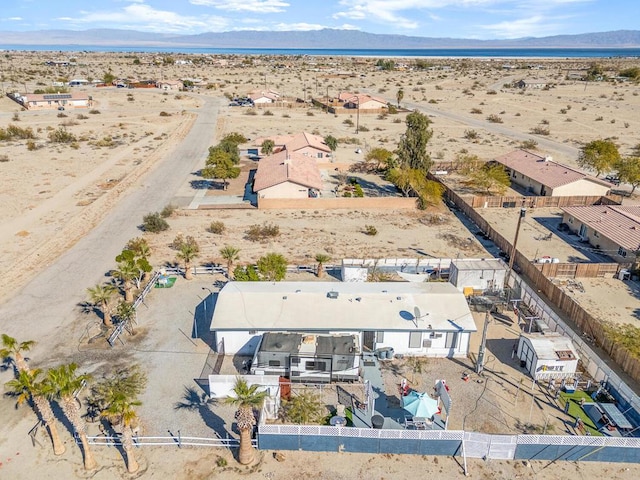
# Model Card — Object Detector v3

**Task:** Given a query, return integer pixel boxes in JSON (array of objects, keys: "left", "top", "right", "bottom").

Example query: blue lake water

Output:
[{"left": 1, "top": 45, "right": 640, "bottom": 58}]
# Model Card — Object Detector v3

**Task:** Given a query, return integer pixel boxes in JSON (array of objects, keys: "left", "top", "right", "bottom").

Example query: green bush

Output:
[
  {"left": 364, "top": 225, "right": 378, "bottom": 236},
  {"left": 142, "top": 212, "right": 169, "bottom": 233},
  {"left": 354, "top": 184, "right": 364, "bottom": 197},
  {"left": 48, "top": 127, "right": 77, "bottom": 143},
  {"left": 233, "top": 265, "right": 260, "bottom": 281},
  {"left": 161, "top": 204, "right": 176, "bottom": 218},
  {"left": 245, "top": 223, "right": 280, "bottom": 242}
]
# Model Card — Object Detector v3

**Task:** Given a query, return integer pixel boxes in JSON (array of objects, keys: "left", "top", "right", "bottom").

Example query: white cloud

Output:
[
  {"left": 480, "top": 15, "right": 564, "bottom": 38},
  {"left": 64, "top": 4, "right": 228, "bottom": 33},
  {"left": 271, "top": 22, "right": 359, "bottom": 31},
  {"left": 189, "top": 0, "right": 289, "bottom": 13},
  {"left": 8, "top": 17, "right": 23, "bottom": 21}
]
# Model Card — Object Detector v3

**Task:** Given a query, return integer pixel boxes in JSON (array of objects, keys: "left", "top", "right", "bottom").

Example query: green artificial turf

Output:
[{"left": 559, "top": 390, "right": 603, "bottom": 436}]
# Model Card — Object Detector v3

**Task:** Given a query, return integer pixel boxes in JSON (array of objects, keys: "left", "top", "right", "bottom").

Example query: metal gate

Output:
[{"left": 464, "top": 432, "right": 516, "bottom": 460}]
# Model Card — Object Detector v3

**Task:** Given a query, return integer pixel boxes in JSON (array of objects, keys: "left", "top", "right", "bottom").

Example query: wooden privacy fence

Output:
[
  {"left": 467, "top": 194, "right": 622, "bottom": 209},
  {"left": 436, "top": 177, "right": 640, "bottom": 385}
]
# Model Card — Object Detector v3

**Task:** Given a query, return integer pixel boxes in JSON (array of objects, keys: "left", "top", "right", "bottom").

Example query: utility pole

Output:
[
  {"left": 506, "top": 204, "right": 526, "bottom": 301},
  {"left": 476, "top": 309, "right": 491, "bottom": 374}
]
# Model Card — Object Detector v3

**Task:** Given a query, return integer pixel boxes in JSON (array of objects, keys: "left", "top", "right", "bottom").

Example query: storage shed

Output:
[
  {"left": 516, "top": 333, "right": 580, "bottom": 380},
  {"left": 449, "top": 258, "right": 507, "bottom": 294}
]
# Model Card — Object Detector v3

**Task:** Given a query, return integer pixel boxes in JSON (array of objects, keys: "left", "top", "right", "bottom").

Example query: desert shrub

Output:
[
  {"left": 358, "top": 125, "right": 369, "bottom": 132},
  {"left": 26, "top": 140, "right": 37, "bottom": 151},
  {"left": 470, "top": 108, "right": 483, "bottom": 114},
  {"left": 530, "top": 126, "right": 550, "bottom": 135},
  {"left": 159, "top": 111, "right": 171, "bottom": 117},
  {"left": 486, "top": 90, "right": 497, "bottom": 95},
  {"left": 343, "top": 118, "right": 354, "bottom": 127},
  {"left": 57, "top": 112, "right": 67, "bottom": 118},
  {"left": 245, "top": 223, "right": 280, "bottom": 242},
  {"left": 464, "top": 129, "right": 479, "bottom": 140},
  {"left": 76, "top": 113, "right": 88, "bottom": 120},
  {"left": 486, "top": 114, "right": 503, "bottom": 123},
  {"left": 0, "top": 154, "right": 9, "bottom": 162},
  {"left": 215, "top": 457, "right": 228, "bottom": 467},
  {"left": 387, "top": 105, "right": 398, "bottom": 114},
  {"left": 233, "top": 265, "right": 260, "bottom": 281},
  {"left": 48, "top": 127, "right": 77, "bottom": 143},
  {"left": 208, "top": 221, "right": 226, "bottom": 234},
  {"left": 364, "top": 225, "right": 378, "bottom": 236},
  {"left": 306, "top": 111, "right": 314, "bottom": 116},
  {"left": 142, "top": 212, "right": 169, "bottom": 233},
  {"left": 263, "top": 110, "right": 273, "bottom": 116},
  {"left": 540, "top": 119, "right": 549, "bottom": 125},
  {"left": 520, "top": 139, "right": 538, "bottom": 150},
  {"left": 393, "top": 118, "right": 402, "bottom": 123},
  {"left": 354, "top": 184, "right": 364, "bottom": 197},
  {"left": 245, "top": 109, "right": 258, "bottom": 116},
  {"left": 89, "top": 109, "right": 101, "bottom": 114},
  {"left": 343, "top": 191, "right": 352, "bottom": 197},
  {"left": 428, "top": 99, "right": 438, "bottom": 104},
  {"left": 282, "top": 113, "right": 290, "bottom": 118},
  {"left": 161, "top": 203, "right": 176, "bottom": 218},
  {"left": 0, "top": 124, "right": 36, "bottom": 140}
]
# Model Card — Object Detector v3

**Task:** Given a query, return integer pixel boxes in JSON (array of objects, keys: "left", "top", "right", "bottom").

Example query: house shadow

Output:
[
  {"left": 347, "top": 175, "right": 401, "bottom": 198},
  {"left": 194, "top": 293, "right": 216, "bottom": 347},
  {"left": 486, "top": 338, "right": 521, "bottom": 369},
  {"left": 174, "top": 386, "right": 231, "bottom": 439}
]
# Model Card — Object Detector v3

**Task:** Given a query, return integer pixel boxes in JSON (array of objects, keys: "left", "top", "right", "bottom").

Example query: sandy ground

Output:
[{"left": 1, "top": 52, "right": 640, "bottom": 478}]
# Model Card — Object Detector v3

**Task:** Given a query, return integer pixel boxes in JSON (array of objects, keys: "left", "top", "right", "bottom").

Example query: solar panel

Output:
[{"left": 43, "top": 94, "right": 72, "bottom": 100}]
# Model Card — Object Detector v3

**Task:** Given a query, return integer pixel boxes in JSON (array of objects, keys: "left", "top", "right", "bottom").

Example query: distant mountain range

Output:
[{"left": 1, "top": 28, "right": 640, "bottom": 49}]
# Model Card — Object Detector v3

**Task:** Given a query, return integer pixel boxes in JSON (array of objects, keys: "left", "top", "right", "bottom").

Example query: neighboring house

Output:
[
  {"left": 516, "top": 79, "right": 548, "bottom": 89},
  {"left": 248, "top": 89, "right": 279, "bottom": 104},
  {"left": 338, "top": 92, "right": 388, "bottom": 110},
  {"left": 494, "top": 149, "right": 611, "bottom": 197},
  {"left": 15, "top": 92, "right": 91, "bottom": 110},
  {"left": 255, "top": 131, "right": 332, "bottom": 159},
  {"left": 253, "top": 150, "right": 323, "bottom": 199},
  {"left": 561, "top": 205, "right": 640, "bottom": 263},
  {"left": 209, "top": 281, "right": 477, "bottom": 358},
  {"left": 68, "top": 79, "right": 89, "bottom": 87},
  {"left": 516, "top": 333, "right": 580, "bottom": 381},
  {"left": 156, "top": 80, "right": 182, "bottom": 90}
]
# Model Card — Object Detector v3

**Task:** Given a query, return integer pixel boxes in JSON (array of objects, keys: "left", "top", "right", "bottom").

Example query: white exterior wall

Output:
[
  {"left": 451, "top": 268, "right": 505, "bottom": 292},
  {"left": 295, "top": 146, "right": 327, "bottom": 159},
  {"left": 552, "top": 179, "right": 610, "bottom": 197},
  {"left": 258, "top": 181, "right": 309, "bottom": 199},
  {"left": 218, "top": 330, "right": 262, "bottom": 355},
  {"left": 253, "top": 97, "right": 273, "bottom": 104}
]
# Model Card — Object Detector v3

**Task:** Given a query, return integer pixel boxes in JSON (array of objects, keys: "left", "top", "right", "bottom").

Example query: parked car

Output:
[{"left": 605, "top": 175, "right": 621, "bottom": 186}]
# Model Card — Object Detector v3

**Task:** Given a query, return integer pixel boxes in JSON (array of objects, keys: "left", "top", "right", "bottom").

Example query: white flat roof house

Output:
[{"left": 210, "top": 281, "right": 477, "bottom": 358}]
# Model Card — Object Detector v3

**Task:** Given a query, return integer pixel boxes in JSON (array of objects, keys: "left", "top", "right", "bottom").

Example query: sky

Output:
[{"left": 2, "top": 0, "right": 638, "bottom": 40}]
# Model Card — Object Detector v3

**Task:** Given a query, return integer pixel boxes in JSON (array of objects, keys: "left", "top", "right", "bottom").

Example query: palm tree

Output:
[
  {"left": 1, "top": 334, "right": 35, "bottom": 373},
  {"left": 224, "top": 377, "right": 267, "bottom": 465},
  {"left": 396, "top": 88, "right": 404, "bottom": 107},
  {"left": 314, "top": 253, "right": 331, "bottom": 278},
  {"left": 48, "top": 363, "right": 96, "bottom": 470},
  {"left": 115, "top": 301, "right": 137, "bottom": 335},
  {"left": 177, "top": 239, "right": 200, "bottom": 280},
  {"left": 220, "top": 246, "right": 240, "bottom": 279},
  {"left": 101, "top": 393, "right": 141, "bottom": 473},
  {"left": 5, "top": 368, "right": 66, "bottom": 455},
  {"left": 260, "top": 139, "right": 275, "bottom": 156},
  {"left": 87, "top": 283, "right": 118, "bottom": 327},
  {"left": 112, "top": 261, "right": 139, "bottom": 302}
]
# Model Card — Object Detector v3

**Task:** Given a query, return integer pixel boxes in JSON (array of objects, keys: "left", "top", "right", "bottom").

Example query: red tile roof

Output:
[
  {"left": 561, "top": 205, "right": 640, "bottom": 251},
  {"left": 253, "top": 150, "right": 323, "bottom": 192},
  {"left": 494, "top": 149, "right": 610, "bottom": 190},
  {"left": 255, "top": 131, "right": 331, "bottom": 154}
]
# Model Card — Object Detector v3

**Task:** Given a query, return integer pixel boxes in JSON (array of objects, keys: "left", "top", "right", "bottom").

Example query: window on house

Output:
[
  {"left": 305, "top": 361, "right": 327, "bottom": 371},
  {"left": 268, "top": 360, "right": 281, "bottom": 367},
  {"left": 409, "top": 332, "right": 422, "bottom": 348},
  {"left": 568, "top": 217, "right": 573, "bottom": 224},
  {"left": 375, "top": 331, "right": 385, "bottom": 342},
  {"left": 317, "top": 152, "right": 323, "bottom": 158},
  {"left": 593, "top": 231, "right": 599, "bottom": 238},
  {"left": 445, "top": 332, "right": 459, "bottom": 349},
  {"left": 618, "top": 247, "right": 627, "bottom": 257}
]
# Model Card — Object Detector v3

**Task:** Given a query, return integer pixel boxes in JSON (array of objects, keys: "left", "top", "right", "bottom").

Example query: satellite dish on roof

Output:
[{"left": 412, "top": 306, "right": 429, "bottom": 328}]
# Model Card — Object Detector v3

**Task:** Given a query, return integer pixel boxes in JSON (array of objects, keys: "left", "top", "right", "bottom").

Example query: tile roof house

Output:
[
  {"left": 156, "top": 80, "right": 183, "bottom": 90},
  {"left": 253, "top": 150, "right": 323, "bottom": 199},
  {"left": 561, "top": 205, "right": 640, "bottom": 262},
  {"left": 248, "top": 90, "right": 279, "bottom": 104},
  {"left": 255, "top": 132, "right": 332, "bottom": 159},
  {"left": 494, "top": 149, "right": 611, "bottom": 197},
  {"left": 338, "top": 92, "right": 388, "bottom": 110}
]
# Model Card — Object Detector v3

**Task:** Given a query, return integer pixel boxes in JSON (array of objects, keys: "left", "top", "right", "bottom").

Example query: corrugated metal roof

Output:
[
  {"left": 211, "top": 281, "right": 476, "bottom": 333},
  {"left": 562, "top": 205, "right": 640, "bottom": 251},
  {"left": 494, "top": 149, "right": 610, "bottom": 190}
]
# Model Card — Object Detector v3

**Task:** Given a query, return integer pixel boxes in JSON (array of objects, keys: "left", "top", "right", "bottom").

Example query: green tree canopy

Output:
[
  {"left": 615, "top": 157, "right": 640, "bottom": 193},
  {"left": 260, "top": 139, "right": 275, "bottom": 156},
  {"left": 577, "top": 139, "right": 620, "bottom": 177},
  {"left": 324, "top": 135, "right": 338, "bottom": 153},
  {"left": 396, "top": 110, "right": 433, "bottom": 172},
  {"left": 396, "top": 88, "right": 404, "bottom": 107},
  {"left": 257, "top": 253, "right": 288, "bottom": 281},
  {"left": 365, "top": 147, "right": 395, "bottom": 170},
  {"left": 202, "top": 150, "right": 241, "bottom": 190},
  {"left": 469, "top": 164, "right": 511, "bottom": 195}
]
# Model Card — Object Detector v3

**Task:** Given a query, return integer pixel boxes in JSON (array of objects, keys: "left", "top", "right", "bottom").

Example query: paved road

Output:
[{"left": 0, "top": 95, "right": 221, "bottom": 354}]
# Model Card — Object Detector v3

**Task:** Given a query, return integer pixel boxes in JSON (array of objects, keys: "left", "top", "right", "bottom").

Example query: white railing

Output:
[{"left": 83, "top": 434, "right": 255, "bottom": 448}]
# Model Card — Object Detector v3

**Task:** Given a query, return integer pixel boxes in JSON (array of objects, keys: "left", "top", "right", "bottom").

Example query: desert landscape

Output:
[{"left": 1, "top": 50, "right": 639, "bottom": 478}]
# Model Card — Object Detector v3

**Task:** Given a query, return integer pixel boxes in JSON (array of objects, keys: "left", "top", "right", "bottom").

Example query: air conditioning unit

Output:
[
  {"left": 327, "top": 291, "right": 339, "bottom": 299},
  {"left": 423, "top": 339, "right": 433, "bottom": 348}
]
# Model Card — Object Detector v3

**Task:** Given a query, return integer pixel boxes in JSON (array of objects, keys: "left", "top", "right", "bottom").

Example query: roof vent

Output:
[
  {"left": 327, "top": 291, "right": 339, "bottom": 299},
  {"left": 544, "top": 156, "right": 552, "bottom": 162}
]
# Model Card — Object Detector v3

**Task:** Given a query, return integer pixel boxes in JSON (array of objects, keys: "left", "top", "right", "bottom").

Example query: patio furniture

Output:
[
  {"left": 371, "top": 414, "right": 384, "bottom": 429},
  {"left": 330, "top": 416, "right": 346, "bottom": 427}
]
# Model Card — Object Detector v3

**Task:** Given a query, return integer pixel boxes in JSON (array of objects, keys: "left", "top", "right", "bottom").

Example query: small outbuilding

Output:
[
  {"left": 449, "top": 258, "right": 507, "bottom": 294},
  {"left": 516, "top": 333, "right": 580, "bottom": 381}
]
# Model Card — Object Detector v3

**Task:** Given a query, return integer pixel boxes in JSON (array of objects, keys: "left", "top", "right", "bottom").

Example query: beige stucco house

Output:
[
  {"left": 561, "top": 205, "right": 640, "bottom": 263},
  {"left": 338, "top": 92, "right": 388, "bottom": 110},
  {"left": 494, "top": 150, "right": 611, "bottom": 197},
  {"left": 253, "top": 150, "right": 323, "bottom": 199},
  {"left": 156, "top": 80, "right": 182, "bottom": 90},
  {"left": 255, "top": 132, "right": 332, "bottom": 160},
  {"left": 16, "top": 92, "right": 91, "bottom": 110}
]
